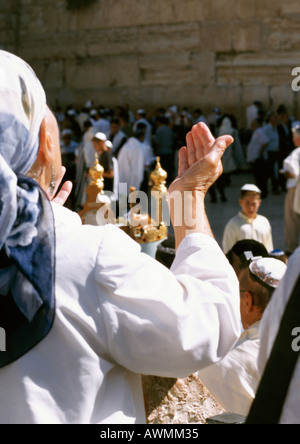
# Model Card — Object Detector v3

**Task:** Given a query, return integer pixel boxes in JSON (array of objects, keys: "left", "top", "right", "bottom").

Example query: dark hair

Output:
[
  {"left": 110, "top": 117, "right": 120, "bottom": 125},
  {"left": 277, "top": 104, "right": 288, "bottom": 115},
  {"left": 136, "top": 122, "right": 147, "bottom": 130},
  {"left": 240, "top": 270, "right": 273, "bottom": 313},
  {"left": 226, "top": 239, "right": 269, "bottom": 264},
  {"left": 155, "top": 237, "right": 176, "bottom": 269}
]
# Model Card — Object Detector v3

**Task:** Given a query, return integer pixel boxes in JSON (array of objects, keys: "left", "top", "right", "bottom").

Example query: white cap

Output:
[
  {"left": 105, "top": 140, "right": 113, "bottom": 149},
  {"left": 93, "top": 132, "right": 107, "bottom": 142},
  {"left": 241, "top": 184, "right": 262, "bottom": 194},
  {"left": 85, "top": 100, "right": 92, "bottom": 109},
  {"left": 249, "top": 258, "right": 287, "bottom": 289}
]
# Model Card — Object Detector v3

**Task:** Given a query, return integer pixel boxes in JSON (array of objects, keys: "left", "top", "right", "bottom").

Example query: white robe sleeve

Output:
[
  {"left": 198, "top": 339, "right": 260, "bottom": 416},
  {"left": 95, "top": 226, "right": 241, "bottom": 378}
]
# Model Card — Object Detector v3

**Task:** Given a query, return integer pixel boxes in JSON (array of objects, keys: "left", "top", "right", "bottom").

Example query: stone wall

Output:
[{"left": 1, "top": 0, "right": 300, "bottom": 125}]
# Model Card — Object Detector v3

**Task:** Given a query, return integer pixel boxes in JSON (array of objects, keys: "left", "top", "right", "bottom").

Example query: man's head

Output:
[
  {"left": 61, "top": 128, "right": 73, "bottom": 145},
  {"left": 136, "top": 109, "right": 146, "bottom": 119},
  {"left": 110, "top": 117, "right": 120, "bottom": 135},
  {"left": 267, "top": 111, "right": 279, "bottom": 127},
  {"left": 277, "top": 104, "right": 289, "bottom": 124},
  {"left": 239, "top": 257, "right": 287, "bottom": 329},
  {"left": 92, "top": 132, "right": 107, "bottom": 154},
  {"left": 239, "top": 184, "right": 262, "bottom": 219},
  {"left": 226, "top": 239, "right": 269, "bottom": 277},
  {"left": 134, "top": 122, "right": 147, "bottom": 141}
]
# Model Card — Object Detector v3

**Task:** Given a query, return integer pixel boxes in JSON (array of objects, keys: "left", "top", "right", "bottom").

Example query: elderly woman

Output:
[{"left": 0, "top": 50, "right": 240, "bottom": 424}]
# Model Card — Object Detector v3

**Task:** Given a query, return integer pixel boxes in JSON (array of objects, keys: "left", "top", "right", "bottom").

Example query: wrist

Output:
[{"left": 168, "top": 189, "right": 212, "bottom": 249}]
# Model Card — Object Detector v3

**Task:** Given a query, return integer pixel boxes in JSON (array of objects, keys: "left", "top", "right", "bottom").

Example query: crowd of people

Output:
[
  {"left": 0, "top": 49, "right": 300, "bottom": 425},
  {"left": 55, "top": 97, "right": 300, "bottom": 257}
]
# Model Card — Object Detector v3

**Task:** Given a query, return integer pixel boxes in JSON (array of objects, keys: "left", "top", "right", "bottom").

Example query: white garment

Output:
[
  {"left": 246, "top": 104, "right": 258, "bottom": 130},
  {"left": 112, "top": 156, "right": 119, "bottom": 201},
  {"left": 111, "top": 130, "right": 127, "bottom": 155},
  {"left": 133, "top": 118, "right": 152, "bottom": 147},
  {"left": 258, "top": 246, "right": 300, "bottom": 424},
  {"left": 283, "top": 147, "right": 300, "bottom": 215},
  {"left": 0, "top": 203, "right": 240, "bottom": 424},
  {"left": 198, "top": 321, "right": 260, "bottom": 416},
  {"left": 118, "top": 137, "right": 147, "bottom": 193},
  {"left": 283, "top": 147, "right": 300, "bottom": 189},
  {"left": 247, "top": 128, "right": 269, "bottom": 164},
  {"left": 83, "top": 127, "right": 98, "bottom": 168},
  {"left": 222, "top": 212, "right": 274, "bottom": 254}
]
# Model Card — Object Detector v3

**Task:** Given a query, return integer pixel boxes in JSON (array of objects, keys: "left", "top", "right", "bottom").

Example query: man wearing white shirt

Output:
[
  {"left": 118, "top": 125, "right": 151, "bottom": 198},
  {"left": 133, "top": 109, "right": 153, "bottom": 147},
  {"left": 282, "top": 122, "right": 300, "bottom": 255},
  {"left": 198, "top": 257, "right": 287, "bottom": 416}
]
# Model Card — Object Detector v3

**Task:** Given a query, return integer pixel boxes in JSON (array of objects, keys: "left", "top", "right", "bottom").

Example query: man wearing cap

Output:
[
  {"left": 92, "top": 132, "right": 114, "bottom": 193},
  {"left": 198, "top": 257, "right": 287, "bottom": 416},
  {"left": 281, "top": 122, "right": 300, "bottom": 255},
  {"left": 222, "top": 184, "right": 274, "bottom": 254},
  {"left": 226, "top": 239, "right": 269, "bottom": 277},
  {"left": 133, "top": 109, "right": 152, "bottom": 147}
]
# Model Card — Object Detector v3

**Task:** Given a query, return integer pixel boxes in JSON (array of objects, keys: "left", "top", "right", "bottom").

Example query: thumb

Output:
[{"left": 209, "top": 135, "right": 234, "bottom": 164}]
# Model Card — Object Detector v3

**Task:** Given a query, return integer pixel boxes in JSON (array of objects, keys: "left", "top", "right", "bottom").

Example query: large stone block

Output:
[
  {"left": 137, "top": 22, "right": 201, "bottom": 55},
  {"left": 281, "top": 0, "right": 300, "bottom": 15},
  {"left": 232, "top": 22, "right": 261, "bottom": 52},
  {"left": 64, "top": 55, "right": 139, "bottom": 89},
  {"left": 236, "top": 0, "right": 255, "bottom": 20},
  {"left": 201, "top": 22, "right": 232, "bottom": 53},
  {"left": 216, "top": 52, "right": 298, "bottom": 86},
  {"left": 253, "top": 0, "right": 282, "bottom": 18},
  {"left": 106, "top": 0, "right": 206, "bottom": 27},
  {"left": 264, "top": 18, "right": 300, "bottom": 52},
  {"left": 202, "top": 0, "right": 238, "bottom": 21},
  {"left": 139, "top": 51, "right": 213, "bottom": 87}
]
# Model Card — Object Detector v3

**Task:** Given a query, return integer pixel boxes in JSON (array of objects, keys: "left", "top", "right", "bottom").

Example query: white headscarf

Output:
[{"left": 0, "top": 51, "right": 55, "bottom": 367}]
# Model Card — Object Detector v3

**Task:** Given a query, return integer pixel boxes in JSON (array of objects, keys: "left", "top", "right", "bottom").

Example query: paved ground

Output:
[{"left": 204, "top": 169, "right": 286, "bottom": 253}]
